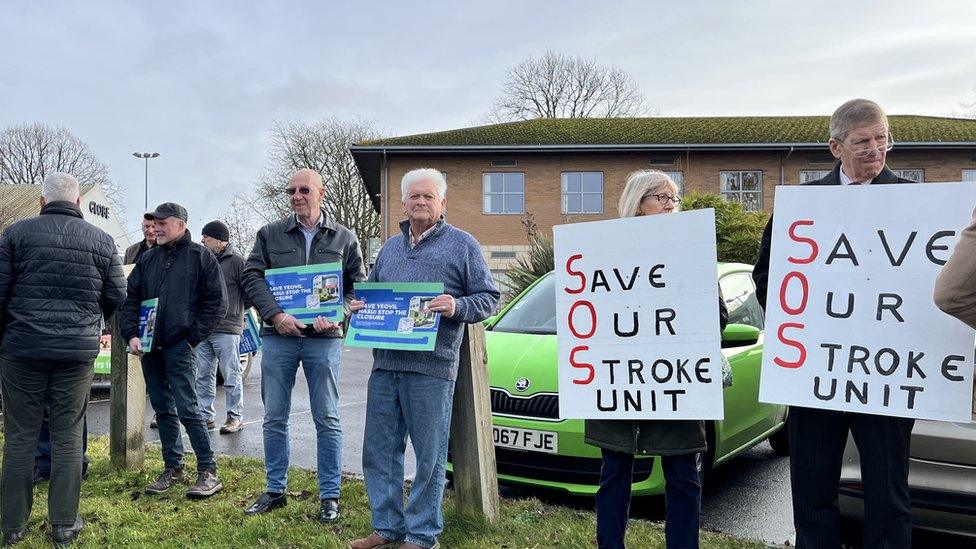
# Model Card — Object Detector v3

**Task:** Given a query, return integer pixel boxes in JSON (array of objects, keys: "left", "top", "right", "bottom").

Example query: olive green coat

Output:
[{"left": 584, "top": 295, "right": 728, "bottom": 456}]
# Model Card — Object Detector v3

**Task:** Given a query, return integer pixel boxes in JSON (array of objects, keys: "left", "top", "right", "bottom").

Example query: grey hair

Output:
[
  {"left": 618, "top": 170, "right": 679, "bottom": 218},
  {"left": 41, "top": 172, "right": 80, "bottom": 203},
  {"left": 829, "top": 98, "right": 888, "bottom": 141},
  {"left": 400, "top": 168, "right": 447, "bottom": 201}
]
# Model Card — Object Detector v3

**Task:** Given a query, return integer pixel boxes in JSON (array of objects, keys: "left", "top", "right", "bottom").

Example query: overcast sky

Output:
[{"left": 2, "top": 1, "right": 975, "bottom": 240}]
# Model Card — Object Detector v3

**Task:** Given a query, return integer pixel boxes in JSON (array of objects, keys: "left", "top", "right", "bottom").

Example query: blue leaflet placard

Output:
[
  {"left": 344, "top": 282, "right": 444, "bottom": 351},
  {"left": 238, "top": 309, "right": 263, "bottom": 355},
  {"left": 264, "top": 262, "right": 344, "bottom": 322},
  {"left": 138, "top": 298, "right": 159, "bottom": 352}
]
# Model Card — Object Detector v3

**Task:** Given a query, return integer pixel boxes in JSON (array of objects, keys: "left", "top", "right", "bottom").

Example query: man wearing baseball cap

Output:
[
  {"left": 120, "top": 202, "right": 228, "bottom": 498},
  {"left": 196, "top": 220, "right": 251, "bottom": 434}
]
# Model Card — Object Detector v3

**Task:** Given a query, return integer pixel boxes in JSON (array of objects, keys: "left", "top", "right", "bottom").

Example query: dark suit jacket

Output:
[{"left": 751, "top": 162, "right": 915, "bottom": 310}]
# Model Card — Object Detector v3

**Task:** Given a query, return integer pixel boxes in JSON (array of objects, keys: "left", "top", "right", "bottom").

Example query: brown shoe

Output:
[
  {"left": 145, "top": 467, "right": 186, "bottom": 494},
  {"left": 347, "top": 532, "right": 402, "bottom": 549},
  {"left": 186, "top": 468, "right": 223, "bottom": 499},
  {"left": 398, "top": 543, "right": 438, "bottom": 549},
  {"left": 219, "top": 417, "right": 244, "bottom": 434}
]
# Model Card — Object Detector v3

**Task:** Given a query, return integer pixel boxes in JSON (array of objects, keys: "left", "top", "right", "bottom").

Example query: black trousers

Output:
[
  {"left": 789, "top": 406, "right": 914, "bottom": 549},
  {"left": 0, "top": 354, "right": 92, "bottom": 531}
]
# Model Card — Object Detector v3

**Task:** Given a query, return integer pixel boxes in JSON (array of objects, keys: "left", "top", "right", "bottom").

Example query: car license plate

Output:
[{"left": 492, "top": 426, "right": 558, "bottom": 454}]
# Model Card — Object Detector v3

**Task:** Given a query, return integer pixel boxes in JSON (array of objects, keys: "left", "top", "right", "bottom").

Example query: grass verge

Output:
[{"left": 9, "top": 436, "right": 771, "bottom": 548}]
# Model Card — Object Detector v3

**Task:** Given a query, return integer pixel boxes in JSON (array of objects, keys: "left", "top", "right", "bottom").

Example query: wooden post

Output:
[
  {"left": 108, "top": 316, "right": 146, "bottom": 470},
  {"left": 449, "top": 323, "right": 500, "bottom": 522}
]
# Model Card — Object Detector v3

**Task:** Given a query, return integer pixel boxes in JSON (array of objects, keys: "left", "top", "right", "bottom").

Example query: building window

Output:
[
  {"left": 720, "top": 171, "right": 763, "bottom": 211},
  {"left": 662, "top": 171, "right": 684, "bottom": 196},
  {"left": 964, "top": 169, "right": 976, "bottom": 182},
  {"left": 561, "top": 172, "right": 603, "bottom": 214},
  {"left": 799, "top": 170, "right": 832, "bottom": 183},
  {"left": 891, "top": 169, "right": 924, "bottom": 182},
  {"left": 483, "top": 173, "right": 525, "bottom": 214}
]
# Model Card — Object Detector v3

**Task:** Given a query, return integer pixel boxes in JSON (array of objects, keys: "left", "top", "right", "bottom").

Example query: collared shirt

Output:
[
  {"left": 296, "top": 213, "right": 324, "bottom": 259},
  {"left": 839, "top": 167, "right": 873, "bottom": 186},
  {"left": 409, "top": 223, "right": 438, "bottom": 249}
]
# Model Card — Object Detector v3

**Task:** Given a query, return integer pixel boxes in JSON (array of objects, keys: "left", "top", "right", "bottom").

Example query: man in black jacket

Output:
[
  {"left": 752, "top": 99, "right": 916, "bottom": 549},
  {"left": 120, "top": 202, "right": 228, "bottom": 499},
  {"left": 0, "top": 172, "right": 126, "bottom": 546},
  {"left": 195, "top": 220, "right": 251, "bottom": 434},
  {"left": 123, "top": 218, "right": 156, "bottom": 265}
]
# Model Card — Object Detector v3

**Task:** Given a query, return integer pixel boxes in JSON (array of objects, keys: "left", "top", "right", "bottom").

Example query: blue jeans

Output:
[
  {"left": 363, "top": 369, "right": 455, "bottom": 549},
  {"left": 195, "top": 333, "right": 244, "bottom": 422},
  {"left": 260, "top": 335, "right": 342, "bottom": 499},
  {"left": 141, "top": 340, "right": 216, "bottom": 472},
  {"left": 596, "top": 449, "right": 701, "bottom": 549}
]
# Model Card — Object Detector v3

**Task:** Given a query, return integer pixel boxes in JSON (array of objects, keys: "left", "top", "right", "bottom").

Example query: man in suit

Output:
[{"left": 752, "top": 98, "right": 916, "bottom": 549}]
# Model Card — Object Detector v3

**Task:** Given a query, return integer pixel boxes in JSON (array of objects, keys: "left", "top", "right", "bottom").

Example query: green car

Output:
[{"left": 479, "top": 262, "right": 788, "bottom": 497}]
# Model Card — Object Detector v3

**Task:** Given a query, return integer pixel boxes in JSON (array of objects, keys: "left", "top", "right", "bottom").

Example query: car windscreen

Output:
[{"left": 492, "top": 274, "right": 557, "bottom": 335}]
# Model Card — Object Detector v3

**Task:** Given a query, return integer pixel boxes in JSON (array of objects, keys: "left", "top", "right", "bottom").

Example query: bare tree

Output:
[
  {"left": 487, "top": 51, "right": 651, "bottom": 121},
  {"left": 238, "top": 118, "right": 381, "bottom": 254},
  {"left": 220, "top": 193, "right": 267, "bottom": 257},
  {"left": 0, "top": 123, "right": 123, "bottom": 210}
]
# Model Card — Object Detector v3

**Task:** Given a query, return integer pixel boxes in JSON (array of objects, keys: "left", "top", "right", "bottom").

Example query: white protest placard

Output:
[
  {"left": 760, "top": 183, "right": 976, "bottom": 422},
  {"left": 554, "top": 209, "right": 724, "bottom": 420}
]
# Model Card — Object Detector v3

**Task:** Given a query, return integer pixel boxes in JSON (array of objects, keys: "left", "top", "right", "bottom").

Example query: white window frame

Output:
[
  {"left": 891, "top": 169, "right": 924, "bottom": 182},
  {"left": 720, "top": 170, "right": 763, "bottom": 211},
  {"left": 799, "top": 170, "right": 832, "bottom": 183},
  {"left": 560, "top": 172, "right": 604, "bottom": 214},
  {"left": 963, "top": 169, "right": 976, "bottom": 182},
  {"left": 483, "top": 172, "right": 525, "bottom": 215}
]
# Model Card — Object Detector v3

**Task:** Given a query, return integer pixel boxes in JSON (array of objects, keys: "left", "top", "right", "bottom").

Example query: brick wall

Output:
[{"left": 381, "top": 151, "right": 976, "bottom": 247}]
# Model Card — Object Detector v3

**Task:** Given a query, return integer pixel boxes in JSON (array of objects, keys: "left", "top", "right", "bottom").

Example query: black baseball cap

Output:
[{"left": 144, "top": 202, "right": 188, "bottom": 222}]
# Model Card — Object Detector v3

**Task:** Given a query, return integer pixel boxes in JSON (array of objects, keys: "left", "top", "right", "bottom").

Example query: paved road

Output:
[{"left": 85, "top": 346, "right": 975, "bottom": 548}]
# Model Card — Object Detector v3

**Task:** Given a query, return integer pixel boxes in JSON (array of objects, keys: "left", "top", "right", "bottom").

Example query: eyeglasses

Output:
[
  {"left": 644, "top": 193, "right": 680, "bottom": 205},
  {"left": 285, "top": 187, "right": 312, "bottom": 196},
  {"left": 840, "top": 134, "right": 895, "bottom": 158}
]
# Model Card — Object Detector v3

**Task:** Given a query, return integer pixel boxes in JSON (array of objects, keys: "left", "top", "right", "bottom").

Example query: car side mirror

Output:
[{"left": 722, "top": 323, "right": 760, "bottom": 347}]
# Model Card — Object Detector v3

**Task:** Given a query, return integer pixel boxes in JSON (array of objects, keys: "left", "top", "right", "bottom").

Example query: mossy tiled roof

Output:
[{"left": 358, "top": 115, "right": 976, "bottom": 148}]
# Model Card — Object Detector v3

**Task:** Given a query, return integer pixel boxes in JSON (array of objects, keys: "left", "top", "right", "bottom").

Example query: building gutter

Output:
[{"left": 350, "top": 141, "right": 976, "bottom": 154}]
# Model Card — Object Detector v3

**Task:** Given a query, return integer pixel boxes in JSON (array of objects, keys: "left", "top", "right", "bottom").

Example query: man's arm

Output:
[
  {"left": 119, "top": 260, "right": 144, "bottom": 342},
  {"left": 0, "top": 234, "right": 13, "bottom": 339},
  {"left": 934, "top": 211, "right": 976, "bottom": 330},
  {"left": 752, "top": 214, "right": 774, "bottom": 312},
  {"left": 100, "top": 252, "right": 127, "bottom": 319},
  {"left": 242, "top": 227, "right": 283, "bottom": 323},
  {"left": 190, "top": 250, "right": 228, "bottom": 346},
  {"left": 452, "top": 235, "right": 501, "bottom": 323}
]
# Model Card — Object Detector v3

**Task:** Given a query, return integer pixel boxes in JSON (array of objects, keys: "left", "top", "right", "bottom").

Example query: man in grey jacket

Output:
[
  {"left": 348, "top": 168, "right": 499, "bottom": 549},
  {"left": 242, "top": 168, "right": 366, "bottom": 523},
  {"left": 196, "top": 220, "right": 252, "bottom": 434}
]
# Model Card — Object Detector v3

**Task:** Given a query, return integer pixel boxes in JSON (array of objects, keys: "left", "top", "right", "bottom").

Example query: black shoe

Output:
[
  {"left": 32, "top": 469, "right": 50, "bottom": 486},
  {"left": 244, "top": 492, "right": 286, "bottom": 515},
  {"left": 51, "top": 517, "right": 83, "bottom": 546},
  {"left": 319, "top": 498, "right": 340, "bottom": 523},
  {"left": 2, "top": 529, "right": 26, "bottom": 545}
]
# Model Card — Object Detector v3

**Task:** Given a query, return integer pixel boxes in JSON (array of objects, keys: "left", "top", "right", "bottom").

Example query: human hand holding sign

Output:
[
  {"left": 313, "top": 316, "right": 339, "bottom": 332},
  {"left": 271, "top": 312, "right": 307, "bottom": 337},
  {"left": 349, "top": 299, "right": 366, "bottom": 313},
  {"left": 426, "top": 294, "right": 455, "bottom": 318},
  {"left": 128, "top": 337, "right": 143, "bottom": 356}
]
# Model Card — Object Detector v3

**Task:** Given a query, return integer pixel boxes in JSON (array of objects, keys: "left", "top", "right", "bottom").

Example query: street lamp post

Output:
[{"left": 132, "top": 152, "right": 160, "bottom": 211}]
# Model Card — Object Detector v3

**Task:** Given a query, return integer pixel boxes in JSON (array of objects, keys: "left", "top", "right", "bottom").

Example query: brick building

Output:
[{"left": 351, "top": 115, "right": 976, "bottom": 280}]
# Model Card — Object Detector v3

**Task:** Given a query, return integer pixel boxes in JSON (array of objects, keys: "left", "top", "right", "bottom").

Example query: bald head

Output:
[{"left": 290, "top": 168, "right": 324, "bottom": 189}]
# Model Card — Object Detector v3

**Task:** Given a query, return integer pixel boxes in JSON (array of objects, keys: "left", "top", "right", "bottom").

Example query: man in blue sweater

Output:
[{"left": 348, "top": 169, "right": 500, "bottom": 549}]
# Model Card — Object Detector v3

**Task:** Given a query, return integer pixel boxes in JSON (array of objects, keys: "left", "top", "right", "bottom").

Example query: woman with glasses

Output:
[{"left": 585, "top": 170, "right": 727, "bottom": 549}]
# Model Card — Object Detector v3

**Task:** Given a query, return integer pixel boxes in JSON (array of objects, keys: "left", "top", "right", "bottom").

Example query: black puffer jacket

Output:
[
  {"left": 120, "top": 231, "right": 227, "bottom": 350},
  {"left": 0, "top": 201, "right": 126, "bottom": 363}
]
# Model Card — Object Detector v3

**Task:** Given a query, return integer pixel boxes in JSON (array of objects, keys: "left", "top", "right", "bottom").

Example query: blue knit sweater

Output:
[{"left": 367, "top": 218, "right": 500, "bottom": 381}]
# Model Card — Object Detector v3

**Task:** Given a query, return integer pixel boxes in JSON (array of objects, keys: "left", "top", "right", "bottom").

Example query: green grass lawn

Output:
[{"left": 8, "top": 437, "right": 771, "bottom": 548}]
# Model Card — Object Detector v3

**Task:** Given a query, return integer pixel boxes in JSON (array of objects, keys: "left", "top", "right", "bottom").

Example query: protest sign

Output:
[
  {"left": 345, "top": 282, "right": 444, "bottom": 350},
  {"left": 264, "top": 262, "right": 344, "bottom": 322},
  {"left": 760, "top": 183, "right": 976, "bottom": 422},
  {"left": 554, "top": 209, "right": 724, "bottom": 420},
  {"left": 138, "top": 298, "right": 158, "bottom": 352},
  {"left": 238, "top": 309, "right": 263, "bottom": 355}
]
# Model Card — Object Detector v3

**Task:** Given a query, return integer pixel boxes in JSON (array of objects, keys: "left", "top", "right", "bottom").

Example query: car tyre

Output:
[{"left": 768, "top": 425, "right": 790, "bottom": 456}]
